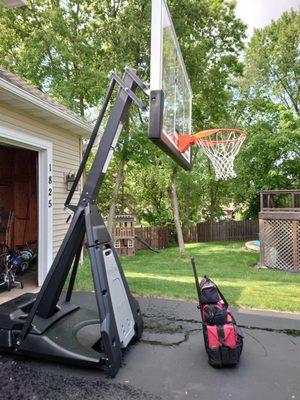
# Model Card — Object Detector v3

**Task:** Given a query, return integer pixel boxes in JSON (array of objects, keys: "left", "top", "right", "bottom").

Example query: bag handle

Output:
[
  {"left": 215, "top": 285, "right": 229, "bottom": 308},
  {"left": 217, "top": 325, "right": 225, "bottom": 345}
]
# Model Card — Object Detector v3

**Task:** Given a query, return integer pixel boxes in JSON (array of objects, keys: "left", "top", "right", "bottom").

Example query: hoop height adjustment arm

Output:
[{"left": 110, "top": 72, "right": 148, "bottom": 112}]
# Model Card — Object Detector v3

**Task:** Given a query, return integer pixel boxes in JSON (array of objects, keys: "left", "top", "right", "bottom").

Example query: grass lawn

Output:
[{"left": 75, "top": 242, "right": 300, "bottom": 313}]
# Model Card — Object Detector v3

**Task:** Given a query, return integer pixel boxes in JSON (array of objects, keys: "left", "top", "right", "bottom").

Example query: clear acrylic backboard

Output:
[{"left": 149, "top": 0, "right": 192, "bottom": 170}]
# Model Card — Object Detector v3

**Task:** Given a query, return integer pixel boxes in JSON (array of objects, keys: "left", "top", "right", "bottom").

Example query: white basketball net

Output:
[{"left": 196, "top": 130, "right": 246, "bottom": 181}]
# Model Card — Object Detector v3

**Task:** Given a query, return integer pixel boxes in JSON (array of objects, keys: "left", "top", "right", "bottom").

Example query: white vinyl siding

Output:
[{"left": 0, "top": 103, "right": 82, "bottom": 258}]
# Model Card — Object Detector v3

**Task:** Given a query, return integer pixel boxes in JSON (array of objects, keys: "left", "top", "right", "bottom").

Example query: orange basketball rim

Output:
[
  {"left": 178, "top": 128, "right": 248, "bottom": 181},
  {"left": 178, "top": 129, "right": 247, "bottom": 153}
]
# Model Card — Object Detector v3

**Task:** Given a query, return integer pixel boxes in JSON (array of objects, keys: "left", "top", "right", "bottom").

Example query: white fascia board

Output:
[{"left": 0, "top": 77, "right": 93, "bottom": 136}]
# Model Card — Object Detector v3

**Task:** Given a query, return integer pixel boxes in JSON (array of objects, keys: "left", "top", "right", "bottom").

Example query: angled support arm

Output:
[
  {"left": 65, "top": 69, "right": 148, "bottom": 210},
  {"left": 16, "top": 68, "right": 146, "bottom": 355}
]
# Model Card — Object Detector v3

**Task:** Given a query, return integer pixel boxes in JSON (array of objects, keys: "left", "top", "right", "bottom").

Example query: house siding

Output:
[{"left": 0, "top": 103, "right": 81, "bottom": 258}]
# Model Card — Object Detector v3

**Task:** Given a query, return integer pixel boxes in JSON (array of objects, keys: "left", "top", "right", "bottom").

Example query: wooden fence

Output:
[
  {"left": 183, "top": 224, "right": 198, "bottom": 243},
  {"left": 134, "top": 221, "right": 258, "bottom": 250},
  {"left": 135, "top": 226, "right": 169, "bottom": 250},
  {"left": 184, "top": 220, "right": 259, "bottom": 243}
]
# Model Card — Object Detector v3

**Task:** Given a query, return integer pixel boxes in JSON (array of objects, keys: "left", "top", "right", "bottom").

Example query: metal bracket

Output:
[
  {"left": 124, "top": 67, "right": 150, "bottom": 96},
  {"left": 111, "top": 72, "right": 148, "bottom": 112}
]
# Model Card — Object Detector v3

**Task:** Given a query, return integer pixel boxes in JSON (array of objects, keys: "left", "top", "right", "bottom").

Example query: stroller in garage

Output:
[{"left": 0, "top": 241, "right": 36, "bottom": 291}]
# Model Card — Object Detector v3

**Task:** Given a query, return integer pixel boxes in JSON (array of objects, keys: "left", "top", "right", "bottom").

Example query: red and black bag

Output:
[{"left": 191, "top": 257, "right": 243, "bottom": 367}]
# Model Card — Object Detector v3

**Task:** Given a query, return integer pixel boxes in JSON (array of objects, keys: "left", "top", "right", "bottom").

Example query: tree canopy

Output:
[
  {"left": 231, "top": 10, "right": 300, "bottom": 218},
  {"left": 0, "top": 1, "right": 298, "bottom": 234}
]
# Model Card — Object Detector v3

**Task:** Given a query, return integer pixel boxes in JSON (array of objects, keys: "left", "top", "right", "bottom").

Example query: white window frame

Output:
[{"left": 128, "top": 239, "right": 134, "bottom": 249}]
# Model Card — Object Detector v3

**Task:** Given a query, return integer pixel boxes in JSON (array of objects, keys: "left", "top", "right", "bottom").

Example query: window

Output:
[{"left": 128, "top": 240, "right": 134, "bottom": 248}]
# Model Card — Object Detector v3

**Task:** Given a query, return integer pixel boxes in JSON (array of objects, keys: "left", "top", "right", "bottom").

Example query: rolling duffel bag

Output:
[{"left": 191, "top": 257, "right": 243, "bottom": 367}]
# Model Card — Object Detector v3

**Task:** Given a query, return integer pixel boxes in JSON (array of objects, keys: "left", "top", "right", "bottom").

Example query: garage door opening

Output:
[{"left": 0, "top": 144, "right": 38, "bottom": 300}]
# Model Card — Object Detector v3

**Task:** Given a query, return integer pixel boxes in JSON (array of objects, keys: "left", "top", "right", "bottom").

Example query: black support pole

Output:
[
  {"left": 65, "top": 78, "right": 116, "bottom": 208},
  {"left": 16, "top": 70, "right": 144, "bottom": 376},
  {"left": 65, "top": 232, "right": 85, "bottom": 302},
  {"left": 34, "top": 71, "right": 138, "bottom": 318}
]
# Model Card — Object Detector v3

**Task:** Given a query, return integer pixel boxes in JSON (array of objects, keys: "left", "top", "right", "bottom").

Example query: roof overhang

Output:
[{"left": 0, "top": 77, "right": 93, "bottom": 137}]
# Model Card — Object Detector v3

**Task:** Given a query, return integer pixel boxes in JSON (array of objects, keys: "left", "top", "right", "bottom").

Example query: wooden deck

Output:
[{"left": 259, "top": 190, "right": 300, "bottom": 272}]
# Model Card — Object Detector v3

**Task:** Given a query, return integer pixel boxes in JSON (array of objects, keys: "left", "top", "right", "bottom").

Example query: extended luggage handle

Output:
[
  {"left": 190, "top": 257, "right": 229, "bottom": 309},
  {"left": 190, "top": 257, "right": 202, "bottom": 308}
]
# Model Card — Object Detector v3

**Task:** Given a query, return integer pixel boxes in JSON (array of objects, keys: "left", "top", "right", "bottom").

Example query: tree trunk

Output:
[
  {"left": 206, "top": 161, "right": 219, "bottom": 240},
  {"left": 107, "top": 156, "right": 126, "bottom": 237},
  {"left": 168, "top": 168, "right": 185, "bottom": 255},
  {"left": 107, "top": 122, "right": 129, "bottom": 237},
  {"left": 208, "top": 161, "right": 220, "bottom": 222}
]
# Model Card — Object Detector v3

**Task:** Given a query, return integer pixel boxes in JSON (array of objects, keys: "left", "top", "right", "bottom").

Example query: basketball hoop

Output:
[{"left": 178, "top": 129, "right": 247, "bottom": 181}]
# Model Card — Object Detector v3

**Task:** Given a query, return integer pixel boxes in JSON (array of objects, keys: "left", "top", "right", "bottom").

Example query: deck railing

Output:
[{"left": 260, "top": 190, "right": 300, "bottom": 212}]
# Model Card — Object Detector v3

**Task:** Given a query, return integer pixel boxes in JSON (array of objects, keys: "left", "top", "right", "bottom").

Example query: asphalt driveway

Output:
[{"left": 1, "top": 293, "right": 299, "bottom": 400}]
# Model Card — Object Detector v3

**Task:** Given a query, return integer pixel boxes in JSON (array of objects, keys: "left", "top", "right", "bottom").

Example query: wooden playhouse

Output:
[{"left": 113, "top": 214, "right": 135, "bottom": 256}]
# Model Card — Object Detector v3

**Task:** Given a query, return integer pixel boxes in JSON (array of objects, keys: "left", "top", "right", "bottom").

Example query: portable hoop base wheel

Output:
[{"left": 178, "top": 129, "right": 247, "bottom": 181}]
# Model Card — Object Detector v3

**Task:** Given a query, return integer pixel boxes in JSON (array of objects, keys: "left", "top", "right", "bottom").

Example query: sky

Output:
[{"left": 235, "top": 0, "right": 300, "bottom": 38}]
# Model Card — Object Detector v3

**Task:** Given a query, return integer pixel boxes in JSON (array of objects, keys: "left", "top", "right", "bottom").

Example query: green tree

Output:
[
  {"left": 243, "top": 10, "right": 300, "bottom": 115},
  {"left": 233, "top": 109, "right": 300, "bottom": 218},
  {"left": 96, "top": 0, "right": 247, "bottom": 237},
  {"left": 0, "top": 0, "right": 113, "bottom": 116},
  {"left": 0, "top": 0, "right": 247, "bottom": 247},
  {"left": 169, "top": 0, "right": 246, "bottom": 223},
  {"left": 230, "top": 10, "right": 300, "bottom": 218}
]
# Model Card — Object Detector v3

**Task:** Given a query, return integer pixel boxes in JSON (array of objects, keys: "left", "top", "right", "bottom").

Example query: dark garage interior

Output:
[{"left": 0, "top": 144, "right": 38, "bottom": 293}]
